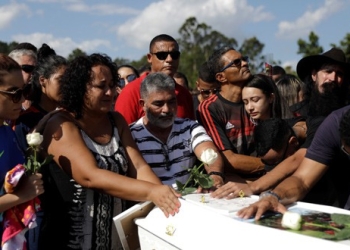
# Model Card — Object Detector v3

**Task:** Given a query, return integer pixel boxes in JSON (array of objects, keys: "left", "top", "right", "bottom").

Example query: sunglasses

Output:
[
  {"left": 199, "top": 88, "right": 219, "bottom": 96},
  {"left": 220, "top": 56, "right": 249, "bottom": 72},
  {"left": 21, "top": 64, "right": 35, "bottom": 73},
  {"left": 0, "top": 84, "right": 31, "bottom": 103},
  {"left": 119, "top": 74, "right": 137, "bottom": 88},
  {"left": 151, "top": 51, "right": 181, "bottom": 60}
]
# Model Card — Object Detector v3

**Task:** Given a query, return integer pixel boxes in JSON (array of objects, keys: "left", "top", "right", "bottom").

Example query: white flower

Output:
[
  {"left": 26, "top": 132, "right": 43, "bottom": 146},
  {"left": 281, "top": 211, "right": 302, "bottom": 230},
  {"left": 200, "top": 148, "right": 218, "bottom": 165}
]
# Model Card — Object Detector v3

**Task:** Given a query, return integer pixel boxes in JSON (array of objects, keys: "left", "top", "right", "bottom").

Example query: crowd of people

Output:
[{"left": 0, "top": 34, "right": 350, "bottom": 249}]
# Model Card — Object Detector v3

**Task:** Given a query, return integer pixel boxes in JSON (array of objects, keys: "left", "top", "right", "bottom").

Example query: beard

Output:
[
  {"left": 308, "top": 81, "right": 347, "bottom": 117},
  {"left": 146, "top": 109, "right": 175, "bottom": 129}
]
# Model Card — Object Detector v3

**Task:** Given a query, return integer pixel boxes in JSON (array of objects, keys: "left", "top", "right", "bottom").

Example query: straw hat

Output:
[{"left": 296, "top": 48, "right": 349, "bottom": 81}]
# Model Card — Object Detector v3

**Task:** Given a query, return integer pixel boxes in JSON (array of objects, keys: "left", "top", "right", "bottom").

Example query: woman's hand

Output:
[
  {"left": 14, "top": 173, "right": 44, "bottom": 203},
  {"left": 236, "top": 195, "right": 287, "bottom": 221},
  {"left": 210, "top": 182, "right": 253, "bottom": 199},
  {"left": 148, "top": 185, "right": 181, "bottom": 217}
]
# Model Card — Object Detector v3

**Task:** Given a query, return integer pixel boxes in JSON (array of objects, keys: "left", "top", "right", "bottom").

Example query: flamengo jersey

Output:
[
  {"left": 130, "top": 117, "right": 212, "bottom": 186},
  {"left": 197, "top": 94, "right": 255, "bottom": 155}
]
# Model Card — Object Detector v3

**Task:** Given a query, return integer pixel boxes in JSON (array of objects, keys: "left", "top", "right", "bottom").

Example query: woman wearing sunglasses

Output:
[{"left": 0, "top": 54, "right": 44, "bottom": 244}]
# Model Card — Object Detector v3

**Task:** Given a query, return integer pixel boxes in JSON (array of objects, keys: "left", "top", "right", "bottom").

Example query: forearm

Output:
[
  {"left": 88, "top": 168, "right": 160, "bottom": 201},
  {"left": 0, "top": 193, "right": 24, "bottom": 213},
  {"left": 136, "top": 164, "right": 162, "bottom": 185},
  {"left": 272, "top": 175, "right": 309, "bottom": 205},
  {"left": 249, "top": 149, "right": 305, "bottom": 194},
  {"left": 223, "top": 150, "right": 264, "bottom": 173}
]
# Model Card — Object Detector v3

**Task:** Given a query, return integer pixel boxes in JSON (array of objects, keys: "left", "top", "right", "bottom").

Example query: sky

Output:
[{"left": 1, "top": 0, "right": 349, "bottom": 71}]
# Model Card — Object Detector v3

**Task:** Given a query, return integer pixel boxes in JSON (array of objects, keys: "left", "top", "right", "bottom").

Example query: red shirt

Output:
[{"left": 114, "top": 72, "right": 195, "bottom": 124}]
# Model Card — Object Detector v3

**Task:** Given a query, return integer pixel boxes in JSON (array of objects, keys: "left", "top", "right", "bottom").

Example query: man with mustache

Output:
[
  {"left": 234, "top": 49, "right": 350, "bottom": 219},
  {"left": 211, "top": 48, "right": 350, "bottom": 205},
  {"left": 115, "top": 34, "right": 194, "bottom": 125},
  {"left": 129, "top": 72, "right": 224, "bottom": 189}
]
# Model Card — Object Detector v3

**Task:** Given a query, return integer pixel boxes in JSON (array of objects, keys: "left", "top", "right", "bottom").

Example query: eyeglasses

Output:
[
  {"left": 199, "top": 88, "right": 219, "bottom": 96},
  {"left": 119, "top": 74, "right": 137, "bottom": 88},
  {"left": 220, "top": 56, "right": 249, "bottom": 72},
  {"left": 150, "top": 51, "right": 181, "bottom": 60},
  {"left": 341, "top": 145, "right": 350, "bottom": 156},
  {"left": 21, "top": 65, "right": 35, "bottom": 73},
  {"left": 0, "top": 84, "right": 31, "bottom": 103}
]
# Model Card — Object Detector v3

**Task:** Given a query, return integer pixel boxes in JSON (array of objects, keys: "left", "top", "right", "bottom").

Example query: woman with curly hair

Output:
[{"left": 38, "top": 53, "right": 181, "bottom": 249}]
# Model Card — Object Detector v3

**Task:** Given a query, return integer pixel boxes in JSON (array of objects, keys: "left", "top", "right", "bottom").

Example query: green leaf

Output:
[
  {"left": 175, "top": 180, "right": 184, "bottom": 191},
  {"left": 197, "top": 174, "right": 214, "bottom": 189},
  {"left": 182, "top": 187, "right": 196, "bottom": 195},
  {"left": 331, "top": 213, "right": 350, "bottom": 225},
  {"left": 334, "top": 228, "right": 350, "bottom": 241}
]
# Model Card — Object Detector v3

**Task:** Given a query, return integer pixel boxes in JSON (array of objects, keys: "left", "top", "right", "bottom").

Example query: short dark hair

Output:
[
  {"left": 272, "top": 65, "right": 286, "bottom": 76},
  {"left": 59, "top": 53, "right": 118, "bottom": 119},
  {"left": 14, "top": 42, "right": 37, "bottom": 53},
  {"left": 254, "top": 118, "right": 293, "bottom": 156},
  {"left": 198, "top": 61, "right": 215, "bottom": 83},
  {"left": 0, "top": 54, "right": 21, "bottom": 86},
  {"left": 339, "top": 109, "right": 350, "bottom": 147},
  {"left": 149, "top": 34, "right": 178, "bottom": 52},
  {"left": 207, "top": 46, "right": 235, "bottom": 76}
]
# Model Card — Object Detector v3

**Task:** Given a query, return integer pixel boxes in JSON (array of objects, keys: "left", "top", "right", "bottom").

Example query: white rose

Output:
[
  {"left": 26, "top": 132, "right": 43, "bottom": 146},
  {"left": 200, "top": 148, "right": 218, "bottom": 165},
  {"left": 281, "top": 211, "right": 302, "bottom": 230}
]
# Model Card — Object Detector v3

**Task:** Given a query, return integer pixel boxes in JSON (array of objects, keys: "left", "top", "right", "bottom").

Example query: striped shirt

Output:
[{"left": 130, "top": 117, "right": 212, "bottom": 186}]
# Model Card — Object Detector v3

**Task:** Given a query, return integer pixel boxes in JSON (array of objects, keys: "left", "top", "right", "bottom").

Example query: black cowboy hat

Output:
[{"left": 296, "top": 48, "right": 349, "bottom": 81}]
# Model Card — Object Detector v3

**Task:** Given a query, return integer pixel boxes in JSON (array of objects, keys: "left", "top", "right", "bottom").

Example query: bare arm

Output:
[
  {"left": 194, "top": 141, "right": 224, "bottom": 188},
  {"left": 249, "top": 148, "right": 306, "bottom": 194},
  {"left": 0, "top": 173, "right": 44, "bottom": 213},
  {"left": 222, "top": 150, "right": 264, "bottom": 173},
  {"left": 237, "top": 158, "right": 328, "bottom": 220},
  {"left": 42, "top": 113, "right": 180, "bottom": 216}
]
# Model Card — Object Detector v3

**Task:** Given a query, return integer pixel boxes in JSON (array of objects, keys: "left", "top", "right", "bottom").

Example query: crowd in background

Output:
[{"left": 1, "top": 34, "right": 350, "bottom": 249}]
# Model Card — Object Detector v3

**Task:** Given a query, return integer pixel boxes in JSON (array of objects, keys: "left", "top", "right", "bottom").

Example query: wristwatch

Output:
[{"left": 259, "top": 190, "right": 281, "bottom": 202}]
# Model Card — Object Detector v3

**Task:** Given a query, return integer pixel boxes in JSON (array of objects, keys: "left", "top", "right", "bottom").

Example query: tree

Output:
[
  {"left": 177, "top": 17, "right": 238, "bottom": 88},
  {"left": 67, "top": 48, "right": 87, "bottom": 61},
  {"left": 332, "top": 33, "right": 350, "bottom": 63},
  {"left": 0, "top": 41, "right": 19, "bottom": 54},
  {"left": 297, "top": 31, "right": 323, "bottom": 57}
]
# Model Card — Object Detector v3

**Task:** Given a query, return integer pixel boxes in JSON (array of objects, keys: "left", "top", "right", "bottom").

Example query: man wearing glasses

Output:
[
  {"left": 197, "top": 46, "right": 266, "bottom": 190},
  {"left": 115, "top": 34, "right": 195, "bottom": 124},
  {"left": 8, "top": 46, "right": 37, "bottom": 111},
  {"left": 129, "top": 72, "right": 224, "bottom": 189}
]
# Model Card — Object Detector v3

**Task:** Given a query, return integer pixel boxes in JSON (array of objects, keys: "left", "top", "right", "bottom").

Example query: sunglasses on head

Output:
[
  {"left": 151, "top": 51, "right": 181, "bottom": 60},
  {"left": 21, "top": 64, "right": 35, "bottom": 73},
  {"left": 119, "top": 74, "right": 137, "bottom": 88},
  {"left": 0, "top": 84, "right": 31, "bottom": 103},
  {"left": 199, "top": 88, "right": 219, "bottom": 96},
  {"left": 220, "top": 56, "right": 249, "bottom": 72}
]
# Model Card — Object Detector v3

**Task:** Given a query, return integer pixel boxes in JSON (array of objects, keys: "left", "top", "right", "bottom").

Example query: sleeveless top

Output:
[{"left": 39, "top": 113, "right": 128, "bottom": 250}]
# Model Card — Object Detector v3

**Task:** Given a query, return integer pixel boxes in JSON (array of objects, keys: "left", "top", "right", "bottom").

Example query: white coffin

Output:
[{"left": 132, "top": 195, "right": 350, "bottom": 250}]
